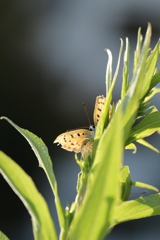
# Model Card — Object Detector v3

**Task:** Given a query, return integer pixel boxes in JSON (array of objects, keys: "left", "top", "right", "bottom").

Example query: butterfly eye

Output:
[{"left": 89, "top": 125, "right": 95, "bottom": 131}]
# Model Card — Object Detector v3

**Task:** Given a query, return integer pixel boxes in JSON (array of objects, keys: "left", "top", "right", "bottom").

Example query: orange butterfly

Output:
[{"left": 54, "top": 95, "right": 106, "bottom": 156}]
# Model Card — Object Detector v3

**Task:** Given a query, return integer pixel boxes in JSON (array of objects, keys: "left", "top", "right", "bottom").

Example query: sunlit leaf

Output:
[
  {"left": 115, "top": 194, "right": 160, "bottom": 224},
  {"left": 0, "top": 152, "right": 57, "bottom": 240},
  {"left": 0, "top": 117, "right": 65, "bottom": 234},
  {"left": 68, "top": 107, "right": 123, "bottom": 240}
]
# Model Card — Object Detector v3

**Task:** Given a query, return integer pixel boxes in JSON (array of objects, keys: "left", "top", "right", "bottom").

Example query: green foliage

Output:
[
  {"left": 0, "top": 151, "right": 57, "bottom": 240},
  {"left": 0, "top": 231, "right": 9, "bottom": 240},
  {"left": 115, "top": 193, "right": 160, "bottom": 224},
  {"left": 1, "top": 23, "right": 160, "bottom": 240},
  {"left": 0, "top": 117, "right": 65, "bottom": 234},
  {"left": 67, "top": 106, "right": 123, "bottom": 239}
]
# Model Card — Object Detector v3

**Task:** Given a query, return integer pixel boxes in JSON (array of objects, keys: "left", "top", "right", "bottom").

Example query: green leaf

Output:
[
  {"left": 93, "top": 40, "right": 123, "bottom": 154},
  {"left": 140, "top": 105, "right": 158, "bottom": 116},
  {"left": 140, "top": 41, "right": 160, "bottom": 99},
  {"left": 125, "top": 143, "right": 137, "bottom": 153},
  {"left": 0, "top": 117, "right": 65, "bottom": 235},
  {"left": 137, "top": 139, "right": 159, "bottom": 153},
  {"left": 121, "top": 37, "right": 130, "bottom": 98},
  {"left": 150, "top": 70, "right": 160, "bottom": 89},
  {"left": 67, "top": 106, "right": 123, "bottom": 240},
  {"left": 127, "top": 112, "right": 160, "bottom": 144},
  {"left": 120, "top": 166, "right": 132, "bottom": 201},
  {"left": 0, "top": 151, "right": 57, "bottom": 240},
  {"left": 120, "top": 166, "right": 159, "bottom": 202},
  {"left": 115, "top": 193, "right": 160, "bottom": 224},
  {"left": 105, "top": 49, "right": 112, "bottom": 95},
  {"left": 133, "top": 27, "right": 143, "bottom": 74},
  {"left": 144, "top": 87, "right": 160, "bottom": 102},
  {"left": 122, "top": 23, "right": 152, "bottom": 143},
  {"left": 132, "top": 180, "right": 159, "bottom": 192},
  {"left": 0, "top": 231, "right": 9, "bottom": 240}
]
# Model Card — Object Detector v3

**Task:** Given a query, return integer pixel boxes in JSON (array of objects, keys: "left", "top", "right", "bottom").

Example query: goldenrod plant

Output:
[{"left": 1, "top": 23, "right": 160, "bottom": 240}]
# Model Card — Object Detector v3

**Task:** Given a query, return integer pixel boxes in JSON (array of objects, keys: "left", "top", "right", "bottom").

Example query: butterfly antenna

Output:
[{"left": 82, "top": 102, "right": 92, "bottom": 126}]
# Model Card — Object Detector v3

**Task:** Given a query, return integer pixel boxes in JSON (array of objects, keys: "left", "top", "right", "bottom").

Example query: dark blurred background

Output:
[{"left": 0, "top": 1, "right": 160, "bottom": 239}]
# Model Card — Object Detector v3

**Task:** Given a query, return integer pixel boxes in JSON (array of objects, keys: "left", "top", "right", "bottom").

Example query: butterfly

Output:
[{"left": 54, "top": 95, "right": 106, "bottom": 156}]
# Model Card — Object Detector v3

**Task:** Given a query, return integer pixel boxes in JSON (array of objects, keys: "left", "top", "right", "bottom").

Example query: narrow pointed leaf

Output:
[
  {"left": 68, "top": 107, "right": 123, "bottom": 240},
  {"left": 0, "top": 151, "right": 57, "bottom": 240},
  {"left": 137, "top": 139, "right": 159, "bottom": 153},
  {"left": 132, "top": 181, "right": 159, "bottom": 192},
  {"left": 144, "top": 87, "right": 160, "bottom": 102},
  {"left": 122, "top": 23, "right": 152, "bottom": 143},
  {"left": 0, "top": 117, "right": 65, "bottom": 231},
  {"left": 94, "top": 40, "right": 123, "bottom": 145},
  {"left": 133, "top": 27, "right": 143, "bottom": 74},
  {"left": 140, "top": 41, "right": 160, "bottom": 99},
  {"left": 105, "top": 49, "right": 112, "bottom": 94},
  {"left": 121, "top": 38, "right": 130, "bottom": 98}
]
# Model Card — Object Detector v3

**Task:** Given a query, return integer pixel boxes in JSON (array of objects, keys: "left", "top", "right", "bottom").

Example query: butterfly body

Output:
[{"left": 54, "top": 95, "right": 106, "bottom": 155}]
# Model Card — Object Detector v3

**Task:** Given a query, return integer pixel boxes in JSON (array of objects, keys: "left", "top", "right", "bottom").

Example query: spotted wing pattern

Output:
[
  {"left": 54, "top": 129, "right": 94, "bottom": 153},
  {"left": 54, "top": 95, "right": 106, "bottom": 155},
  {"left": 93, "top": 95, "right": 106, "bottom": 125}
]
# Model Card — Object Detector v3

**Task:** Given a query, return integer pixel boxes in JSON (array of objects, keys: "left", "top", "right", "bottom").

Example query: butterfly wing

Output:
[
  {"left": 54, "top": 129, "right": 93, "bottom": 153},
  {"left": 81, "top": 141, "right": 93, "bottom": 157},
  {"left": 93, "top": 95, "right": 106, "bottom": 125},
  {"left": 54, "top": 95, "right": 107, "bottom": 155}
]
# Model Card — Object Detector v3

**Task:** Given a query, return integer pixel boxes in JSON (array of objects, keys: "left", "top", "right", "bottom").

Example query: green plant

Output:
[{"left": 1, "top": 23, "right": 160, "bottom": 240}]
